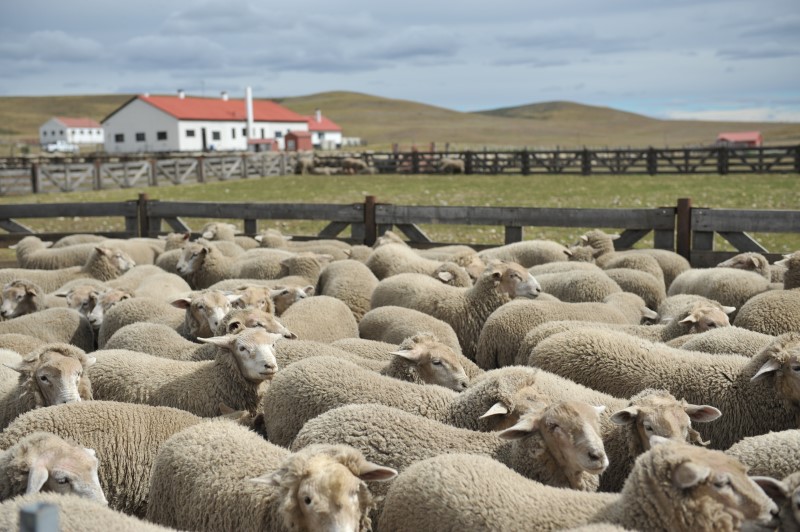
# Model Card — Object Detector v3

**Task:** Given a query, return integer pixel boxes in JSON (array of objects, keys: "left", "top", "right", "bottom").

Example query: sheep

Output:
[
  {"left": 656, "top": 293, "right": 735, "bottom": 324},
  {"left": 438, "top": 157, "right": 465, "bottom": 174},
  {"left": 478, "top": 240, "right": 570, "bottom": 268},
  {"left": 341, "top": 156, "right": 369, "bottom": 173},
  {"left": 0, "top": 335, "right": 45, "bottom": 357},
  {"left": 776, "top": 250, "right": 800, "bottom": 289},
  {"left": 262, "top": 356, "right": 540, "bottom": 447},
  {"left": 416, "top": 244, "right": 478, "bottom": 261},
  {"left": 294, "top": 401, "right": 608, "bottom": 494},
  {"left": 530, "top": 260, "right": 601, "bottom": 275},
  {"left": 90, "top": 327, "right": 283, "bottom": 417},
  {"left": 717, "top": 252, "right": 772, "bottom": 280},
  {"left": 0, "top": 280, "right": 65, "bottom": 319},
  {"left": 278, "top": 295, "right": 359, "bottom": 343},
  {"left": 675, "top": 326, "right": 775, "bottom": 356},
  {"left": 0, "top": 343, "right": 95, "bottom": 429},
  {"left": 376, "top": 442, "right": 780, "bottom": 532},
  {"left": 375, "top": 333, "right": 469, "bottom": 390},
  {"left": 0, "top": 432, "right": 105, "bottom": 503},
  {"left": 529, "top": 329, "right": 800, "bottom": 449},
  {"left": 365, "top": 243, "right": 449, "bottom": 280},
  {"left": 12, "top": 235, "right": 153, "bottom": 270},
  {"left": 146, "top": 420, "right": 397, "bottom": 532},
  {"left": 200, "top": 221, "right": 259, "bottom": 250},
  {"left": 0, "top": 308, "right": 94, "bottom": 352},
  {"left": 0, "top": 401, "right": 203, "bottom": 516},
  {"left": 0, "top": 246, "right": 135, "bottom": 293},
  {"left": 51, "top": 234, "right": 107, "bottom": 248},
  {"left": 475, "top": 292, "right": 655, "bottom": 370},
  {"left": 725, "top": 429, "right": 800, "bottom": 480},
  {"left": 597, "top": 253, "right": 665, "bottom": 285},
  {"left": 108, "top": 265, "right": 191, "bottom": 302},
  {"left": 535, "top": 269, "right": 622, "bottom": 303},
  {"left": 603, "top": 267, "right": 666, "bottom": 310},
  {"left": 733, "top": 288, "right": 800, "bottom": 335},
  {"left": 430, "top": 261, "right": 473, "bottom": 287},
  {"left": 227, "top": 284, "right": 276, "bottom": 314},
  {"left": 371, "top": 261, "right": 542, "bottom": 361},
  {"left": 346, "top": 244, "right": 372, "bottom": 262},
  {"left": 314, "top": 260, "right": 378, "bottom": 322},
  {"left": 51, "top": 279, "right": 107, "bottom": 311},
  {"left": 155, "top": 234, "right": 244, "bottom": 274},
  {"left": 359, "top": 305, "right": 463, "bottom": 355},
  {"left": 765, "top": 472, "right": 800, "bottom": 532},
  {"left": 255, "top": 228, "right": 351, "bottom": 258},
  {"left": 667, "top": 267, "right": 770, "bottom": 319},
  {"left": 270, "top": 284, "right": 314, "bottom": 316},
  {"left": 84, "top": 288, "right": 132, "bottom": 332}
]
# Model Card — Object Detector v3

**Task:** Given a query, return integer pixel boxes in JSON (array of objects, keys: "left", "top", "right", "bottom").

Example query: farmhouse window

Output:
[
  {"left": 231, "top": 128, "right": 236, "bottom": 139},
  {"left": 212, "top": 131, "right": 221, "bottom": 141},
  {"left": 242, "top": 128, "right": 247, "bottom": 136},
  {"left": 186, "top": 129, "right": 195, "bottom": 137},
  {"left": 115, "top": 134, "right": 124, "bottom": 143},
  {"left": 60, "top": 130, "right": 64, "bottom": 135},
  {"left": 275, "top": 131, "right": 283, "bottom": 139},
  {"left": 261, "top": 128, "right": 265, "bottom": 138},
  {"left": 157, "top": 131, "right": 167, "bottom": 141},
  {"left": 136, "top": 132, "right": 145, "bottom": 142}
]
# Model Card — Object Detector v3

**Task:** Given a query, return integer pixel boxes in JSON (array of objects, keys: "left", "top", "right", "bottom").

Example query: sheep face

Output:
[
  {"left": 173, "top": 290, "right": 235, "bottom": 339},
  {"left": 175, "top": 242, "right": 209, "bottom": 276},
  {"left": 9, "top": 348, "right": 94, "bottom": 406},
  {"left": 94, "top": 247, "right": 136, "bottom": 274},
  {"left": 161, "top": 232, "right": 191, "bottom": 251},
  {"left": 490, "top": 262, "right": 541, "bottom": 299},
  {"left": 251, "top": 446, "right": 397, "bottom": 532},
  {"left": 390, "top": 333, "right": 468, "bottom": 391},
  {"left": 610, "top": 390, "right": 722, "bottom": 452},
  {"left": 201, "top": 222, "right": 237, "bottom": 241},
  {"left": 0, "top": 281, "right": 40, "bottom": 319},
  {"left": 56, "top": 284, "right": 100, "bottom": 316},
  {"left": 271, "top": 286, "right": 313, "bottom": 316},
  {"left": 717, "top": 252, "right": 771, "bottom": 279},
  {"left": 751, "top": 333, "right": 800, "bottom": 406},
  {"left": 678, "top": 304, "right": 732, "bottom": 333},
  {"left": 200, "top": 328, "right": 281, "bottom": 381},
  {"left": 12, "top": 434, "right": 106, "bottom": 504},
  {"left": 231, "top": 285, "right": 275, "bottom": 314},
  {"left": 219, "top": 307, "right": 296, "bottom": 339},
  {"left": 86, "top": 289, "right": 131, "bottom": 330},
  {"left": 501, "top": 401, "right": 609, "bottom": 476}
]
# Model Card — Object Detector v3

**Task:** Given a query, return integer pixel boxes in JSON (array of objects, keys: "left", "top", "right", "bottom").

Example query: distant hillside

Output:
[{"left": 2, "top": 91, "right": 799, "bottom": 153}]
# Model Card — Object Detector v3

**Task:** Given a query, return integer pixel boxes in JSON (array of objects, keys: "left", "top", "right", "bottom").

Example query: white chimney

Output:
[
  {"left": 143, "top": 92, "right": 150, "bottom": 98},
  {"left": 315, "top": 109, "right": 322, "bottom": 123},
  {"left": 245, "top": 86, "right": 254, "bottom": 139},
  {"left": 177, "top": 89, "right": 185, "bottom": 99},
  {"left": 221, "top": 91, "right": 229, "bottom": 101}
]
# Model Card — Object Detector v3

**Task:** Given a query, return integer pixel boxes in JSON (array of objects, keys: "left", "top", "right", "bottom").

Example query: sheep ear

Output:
[
  {"left": 83, "top": 448, "right": 96, "bottom": 458},
  {"left": 225, "top": 294, "right": 243, "bottom": 304},
  {"left": 673, "top": 461, "right": 711, "bottom": 489},
  {"left": 679, "top": 313, "right": 699, "bottom": 324},
  {"left": 84, "top": 356, "right": 97, "bottom": 368},
  {"left": 94, "top": 246, "right": 111, "bottom": 256},
  {"left": 249, "top": 471, "right": 282, "bottom": 487},
  {"left": 641, "top": 308, "right": 659, "bottom": 321},
  {"left": 563, "top": 248, "right": 573, "bottom": 257},
  {"left": 498, "top": 415, "right": 539, "bottom": 440},
  {"left": 26, "top": 464, "right": 49, "bottom": 494},
  {"left": 610, "top": 407, "right": 639, "bottom": 426},
  {"left": 218, "top": 402, "right": 235, "bottom": 415},
  {"left": 609, "top": 234, "right": 621, "bottom": 240},
  {"left": 303, "top": 285, "right": 314, "bottom": 296},
  {"left": 437, "top": 271, "right": 454, "bottom": 282},
  {"left": 579, "top": 235, "right": 589, "bottom": 243},
  {"left": 197, "top": 335, "right": 236, "bottom": 349},
  {"left": 202, "top": 231, "right": 214, "bottom": 239},
  {"left": 479, "top": 402, "right": 509, "bottom": 419},
  {"left": 389, "top": 348, "right": 421, "bottom": 362},
  {"left": 751, "top": 476, "right": 789, "bottom": 502},
  {"left": 721, "top": 306, "right": 736, "bottom": 315},
  {"left": 593, "top": 405, "right": 606, "bottom": 416},
  {"left": 3, "top": 363, "right": 23, "bottom": 374},
  {"left": 750, "top": 256, "right": 760, "bottom": 268},
  {"left": 684, "top": 404, "right": 722, "bottom": 423},
  {"left": 254, "top": 235, "right": 264, "bottom": 242},
  {"left": 775, "top": 257, "right": 789, "bottom": 267},
  {"left": 751, "top": 358, "right": 782, "bottom": 382},
  {"left": 356, "top": 462, "right": 398, "bottom": 482},
  {"left": 171, "top": 298, "right": 192, "bottom": 310}
]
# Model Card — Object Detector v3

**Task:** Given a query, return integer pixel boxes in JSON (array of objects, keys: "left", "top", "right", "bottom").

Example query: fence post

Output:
[
  {"left": 521, "top": 149, "right": 530, "bottom": 175},
  {"left": 196, "top": 156, "right": 205, "bottom": 183},
  {"left": 581, "top": 149, "right": 591, "bottom": 176},
  {"left": 647, "top": 148, "right": 657, "bottom": 175},
  {"left": 149, "top": 159, "right": 158, "bottom": 186},
  {"left": 93, "top": 159, "right": 102, "bottom": 190},
  {"left": 241, "top": 154, "right": 248, "bottom": 179},
  {"left": 717, "top": 147, "right": 729, "bottom": 175},
  {"left": 464, "top": 151, "right": 473, "bottom": 174},
  {"left": 20, "top": 502, "right": 59, "bottom": 532},
  {"left": 364, "top": 195, "right": 377, "bottom": 246},
  {"left": 30, "top": 163, "right": 39, "bottom": 194},
  {"left": 279, "top": 153, "right": 288, "bottom": 175},
  {"left": 411, "top": 150, "right": 420, "bottom": 174},
  {"left": 137, "top": 193, "right": 150, "bottom": 237},
  {"left": 795, "top": 144, "right": 800, "bottom": 173},
  {"left": 676, "top": 197, "right": 692, "bottom": 261}
]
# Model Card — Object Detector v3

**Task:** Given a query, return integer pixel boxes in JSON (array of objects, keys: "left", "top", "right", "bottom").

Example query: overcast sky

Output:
[{"left": 1, "top": 0, "right": 798, "bottom": 121}]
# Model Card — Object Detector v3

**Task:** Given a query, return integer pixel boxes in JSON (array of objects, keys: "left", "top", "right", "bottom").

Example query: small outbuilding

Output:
[
  {"left": 716, "top": 131, "right": 763, "bottom": 147},
  {"left": 284, "top": 130, "right": 313, "bottom": 151},
  {"left": 39, "top": 117, "right": 104, "bottom": 146}
]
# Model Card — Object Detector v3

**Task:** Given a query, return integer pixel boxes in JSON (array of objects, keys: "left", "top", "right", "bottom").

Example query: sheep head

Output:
[
  {"left": 173, "top": 289, "right": 237, "bottom": 339},
  {"left": 678, "top": 304, "right": 732, "bottom": 333},
  {"left": 230, "top": 285, "right": 275, "bottom": 315},
  {"left": 218, "top": 307, "right": 296, "bottom": 339},
  {"left": 717, "top": 252, "right": 771, "bottom": 280},
  {"left": 487, "top": 261, "right": 541, "bottom": 299},
  {"left": 390, "top": 332, "right": 469, "bottom": 391},
  {"left": 92, "top": 246, "right": 135, "bottom": 275},
  {"left": 199, "top": 327, "right": 281, "bottom": 382},
  {"left": 5, "top": 344, "right": 94, "bottom": 407},
  {"left": 750, "top": 332, "right": 800, "bottom": 410},
  {"left": 1, "top": 280, "right": 44, "bottom": 319},
  {"left": 86, "top": 288, "right": 132, "bottom": 330},
  {"left": 270, "top": 285, "right": 313, "bottom": 317},
  {"left": 250, "top": 444, "right": 396, "bottom": 532},
  {"left": 4, "top": 432, "right": 106, "bottom": 504},
  {"left": 54, "top": 284, "right": 101, "bottom": 316}
]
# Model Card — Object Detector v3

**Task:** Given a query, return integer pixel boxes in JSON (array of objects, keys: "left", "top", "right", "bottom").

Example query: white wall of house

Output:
[
  {"left": 103, "top": 99, "right": 180, "bottom": 153},
  {"left": 310, "top": 130, "right": 343, "bottom": 149},
  {"left": 39, "top": 119, "right": 104, "bottom": 145}
]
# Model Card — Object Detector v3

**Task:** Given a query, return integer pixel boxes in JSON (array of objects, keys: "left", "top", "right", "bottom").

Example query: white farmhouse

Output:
[
  {"left": 304, "top": 109, "right": 343, "bottom": 150},
  {"left": 39, "top": 117, "right": 104, "bottom": 146},
  {"left": 101, "top": 90, "right": 310, "bottom": 153}
]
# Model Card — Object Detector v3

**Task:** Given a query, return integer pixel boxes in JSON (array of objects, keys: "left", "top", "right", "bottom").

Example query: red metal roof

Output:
[
  {"left": 305, "top": 115, "right": 342, "bottom": 132},
  {"left": 138, "top": 95, "right": 308, "bottom": 123},
  {"left": 716, "top": 131, "right": 762, "bottom": 142},
  {"left": 55, "top": 117, "right": 102, "bottom": 128}
]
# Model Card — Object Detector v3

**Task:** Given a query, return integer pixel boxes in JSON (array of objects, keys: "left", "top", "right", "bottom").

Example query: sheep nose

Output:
[
  {"left": 460, "top": 381, "right": 468, "bottom": 389},
  {"left": 588, "top": 451, "right": 603, "bottom": 461}
]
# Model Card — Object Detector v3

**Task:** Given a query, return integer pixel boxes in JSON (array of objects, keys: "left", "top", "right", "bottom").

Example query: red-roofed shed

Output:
[
  {"left": 716, "top": 131, "right": 763, "bottom": 147},
  {"left": 285, "top": 131, "right": 312, "bottom": 151}
]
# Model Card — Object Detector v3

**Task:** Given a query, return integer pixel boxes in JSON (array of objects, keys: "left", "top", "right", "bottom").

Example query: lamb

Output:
[
  {"left": 725, "top": 429, "right": 800, "bottom": 480},
  {"left": 529, "top": 329, "right": 800, "bottom": 449},
  {"left": 146, "top": 420, "right": 397, "bottom": 532},
  {"left": 0, "top": 343, "right": 95, "bottom": 429},
  {"left": 278, "top": 295, "right": 359, "bottom": 343},
  {"left": 228, "top": 284, "right": 276, "bottom": 314},
  {"left": 314, "top": 260, "right": 378, "bottom": 322},
  {"left": 0, "top": 432, "right": 105, "bottom": 503},
  {"left": 294, "top": 401, "right": 608, "bottom": 493},
  {"left": 0, "top": 280, "right": 65, "bottom": 319},
  {"left": 90, "top": 327, "right": 283, "bottom": 417},
  {"left": 603, "top": 267, "right": 666, "bottom": 310},
  {"left": 0, "top": 401, "right": 203, "bottom": 516},
  {"left": 776, "top": 250, "right": 800, "bottom": 289},
  {"left": 733, "top": 288, "right": 800, "bottom": 335},
  {"left": 371, "top": 261, "right": 542, "bottom": 361},
  {"left": 262, "top": 356, "right": 540, "bottom": 447},
  {"left": 0, "top": 246, "right": 135, "bottom": 293},
  {"left": 717, "top": 252, "right": 772, "bottom": 280},
  {"left": 0, "top": 308, "right": 94, "bottom": 352},
  {"left": 0, "top": 493, "right": 174, "bottom": 532},
  {"left": 478, "top": 240, "right": 570, "bottom": 268},
  {"left": 667, "top": 267, "right": 770, "bottom": 319},
  {"left": 675, "top": 326, "right": 775, "bottom": 356},
  {"left": 475, "top": 292, "right": 654, "bottom": 370},
  {"left": 438, "top": 157, "right": 465, "bottom": 174},
  {"left": 535, "top": 269, "right": 622, "bottom": 303},
  {"left": 597, "top": 253, "right": 665, "bottom": 286},
  {"left": 376, "top": 442, "right": 780, "bottom": 532},
  {"left": 359, "top": 305, "right": 463, "bottom": 355}
]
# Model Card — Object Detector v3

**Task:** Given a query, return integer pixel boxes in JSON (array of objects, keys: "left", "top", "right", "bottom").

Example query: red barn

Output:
[
  {"left": 716, "top": 131, "right": 763, "bottom": 147},
  {"left": 285, "top": 130, "right": 312, "bottom": 151}
]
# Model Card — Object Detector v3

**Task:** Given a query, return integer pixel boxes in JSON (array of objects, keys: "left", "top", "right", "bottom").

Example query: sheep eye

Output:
[
  {"left": 239, "top": 346, "right": 246, "bottom": 352},
  {"left": 792, "top": 366, "right": 800, "bottom": 372},
  {"left": 432, "top": 359, "right": 442, "bottom": 366},
  {"left": 713, "top": 478, "right": 730, "bottom": 489},
  {"left": 707, "top": 322, "right": 717, "bottom": 328},
  {"left": 643, "top": 423, "right": 654, "bottom": 433},
  {"left": 56, "top": 477, "right": 69, "bottom": 485},
  {"left": 39, "top": 375, "right": 48, "bottom": 382},
  {"left": 304, "top": 496, "right": 312, "bottom": 505}
]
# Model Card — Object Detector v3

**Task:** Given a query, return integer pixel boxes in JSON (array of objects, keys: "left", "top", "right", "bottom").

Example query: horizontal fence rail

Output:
[
  {"left": 0, "top": 196, "right": 798, "bottom": 266},
  {"left": 1, "top": 145, "right": 798, "bottom": 196}
]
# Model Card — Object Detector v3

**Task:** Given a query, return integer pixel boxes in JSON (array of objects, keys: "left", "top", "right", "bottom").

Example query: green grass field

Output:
[{"left": 0, "top": 173, "right": 797, "bottom": 261}]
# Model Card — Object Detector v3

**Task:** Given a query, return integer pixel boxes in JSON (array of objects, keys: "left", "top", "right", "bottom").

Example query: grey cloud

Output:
[
  {"left": 0, "top": 30, "right": 105, "bottom": 62},
  {"left": 717, "top": 45, "right": 800, "bottom": 60},
  {"left": 118, "top": 35, "right": 228, "bottom": 70},
  {"left": 162, "top": 0, "right": 268, "bottom": 34},
  {"left": 738, "top": 15, "right": 800, "bottom": 41},
  {"left": 491, "top": 56, "right": 571, "bottom": 68},
  {"left": 499, "top": 31, "right": 648, "bottom": 55}
]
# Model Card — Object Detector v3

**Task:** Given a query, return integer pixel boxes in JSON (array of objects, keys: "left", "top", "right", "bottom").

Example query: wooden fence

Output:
[
  {"left": 1, "top": 145, "right": 798, "bottom": 196},
  {"left": 0, "top": 196, "right": 797, "bottom": 267}
]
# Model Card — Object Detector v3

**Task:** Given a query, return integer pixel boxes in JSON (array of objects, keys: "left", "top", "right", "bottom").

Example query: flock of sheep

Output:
[{"left": 0, "top": 219, "right": 798, "bottom": 531}]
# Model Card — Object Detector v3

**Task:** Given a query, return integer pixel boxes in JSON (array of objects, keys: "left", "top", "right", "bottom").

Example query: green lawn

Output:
[{"left": 1, "top": 173, "right": 798, "bottom": 257}]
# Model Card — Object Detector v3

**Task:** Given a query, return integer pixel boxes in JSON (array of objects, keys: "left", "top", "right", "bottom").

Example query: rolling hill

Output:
[{"left": 2, "top": 91, "right": 799, "bottom": 153}]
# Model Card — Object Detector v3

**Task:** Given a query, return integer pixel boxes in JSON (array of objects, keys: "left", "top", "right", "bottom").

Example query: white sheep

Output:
[
  {"left": 603, "top": 267, "right": 666, "bottom": 310},
  {"left": 90, "top": 327, "right": 282, "bottom": 416},
  {"left": 717, "top": 252, "right": 772, "bottom": 280},
  {"left": 776, "top": 250, "right": 800, "bottom": 289},
  {"left": 146, "top": 420, "right": 397, "bottom": 531},
  {"left": 0, "top": 307, "right": 94, "bottom": 352},
  {"left": 675, "top": 326, "right": 774, "bottom": 356},
  {"left": 12, "top": 235, "right": 158, "bottom": 269},
  {"left": 376, "top": 442, "right": 780, "bottom": 531},
  {"left": 371, "top": 261, "right": 542, "bottom": 361},
  {"left": 534, "top": 269, "right": 622, "bottom": 303},
  {"left": 0, "top": 343, "right": 95, "bottom": 429},
  {"left": 725, "top": 429, "right": 800, "bottom": 480},
  {"left": 278, "top": 295, "right": 359, "bottom": 343},
  {"left": 358, "top": 305, "right": 463, "bottom": 355},
  {"left": 733, "top": 288, "right": 800, "bottom": 336},
  {"left": 667, "top": 267, "right": 770, "bottom": 319},
  {"left": 0, "top": 432, "right": 105, "bottom": 503},
  {"left": 478, "top": 240, "right": 570, "bottom": 268},
  {"left": 316, "top": 259, "right": 378, "bottom": 322},
  {"left": 0, "top": 280, "right": 65, "bottom": 319}
]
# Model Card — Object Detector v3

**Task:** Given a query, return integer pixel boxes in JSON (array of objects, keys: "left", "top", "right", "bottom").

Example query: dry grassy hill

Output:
[{"left": 2, "top": 92, "right": 799, "bottom": 153}]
